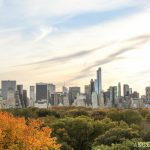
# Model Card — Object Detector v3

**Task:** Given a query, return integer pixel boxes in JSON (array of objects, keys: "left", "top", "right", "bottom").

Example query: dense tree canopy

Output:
[
  {"left": 0, "top": 112, "right": 60, "bottom": 150},
  {"left": 1, "top": 107, "right": 150, "bottom": 150}
]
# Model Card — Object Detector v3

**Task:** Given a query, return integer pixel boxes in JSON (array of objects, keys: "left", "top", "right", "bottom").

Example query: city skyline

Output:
[{"left": 0, "top": 0, "right": 150, "bottom": 94}]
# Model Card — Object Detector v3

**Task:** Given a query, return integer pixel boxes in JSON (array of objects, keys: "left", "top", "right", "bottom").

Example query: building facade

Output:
[
  {"left": 69, "top": 87, "right": 80, "bottom": 105},
  {"left": 36, "top": 83, "right": 48, "bottom": 101},
  {"left": 1, "top": 80, "right": 16, "bottom": 100}
]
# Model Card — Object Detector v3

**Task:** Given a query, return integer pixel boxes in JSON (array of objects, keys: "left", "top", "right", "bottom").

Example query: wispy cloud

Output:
[
  {"left": 0, "top": 1, "right": 150, "bottom": 94},
  {"left": 19, "top": 42, "right": 113, "bottom": 66},
  {"left": 69, "top": 35, "right": 150, "bottom": 82},
  {"left": 34, "top": 26, "right": 57, "bottom": 42},
  {"left": 0, "top": 27, "right": 24, "bottom": 33}
]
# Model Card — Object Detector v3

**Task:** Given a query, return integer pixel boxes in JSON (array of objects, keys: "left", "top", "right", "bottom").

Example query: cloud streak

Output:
[
  {"left": 69, "top": 34, "right": 150, "bottom": 82},
  {"left": 16, "top": 34, "right": 150, "bottom": 83},
  {"left": 19, "top": 42, "right": 113, "bottom": 66}
]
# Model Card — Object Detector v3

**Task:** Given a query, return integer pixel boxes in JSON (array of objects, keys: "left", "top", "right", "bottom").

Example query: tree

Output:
[
  {"left": 146, "top": 113, "right": 150, "bottom": 122},
  {"left": 108, "top": 110, "right": 142, "bottom": 125},
  {"left": 92, "top": 140, "right": 140, "bottom": 150},
  {"left": 52, "top": 116, "right": 94, "bottom": 150},
  {"left": 91, "top": 110, "right": 106, "bottom": 120},
  {"left": 94, "top": 127, "right": 139, "bottom": 146},
  {"left": 0, "top": 112, "right": 60, "bottom": 150}
]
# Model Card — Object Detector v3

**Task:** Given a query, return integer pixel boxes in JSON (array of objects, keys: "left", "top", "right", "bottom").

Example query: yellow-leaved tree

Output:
[{"left": 0, "top": 112, "right": 61, "bottom": 150}]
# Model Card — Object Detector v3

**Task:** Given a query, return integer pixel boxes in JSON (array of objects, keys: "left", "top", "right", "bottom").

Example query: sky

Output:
[{"left": 0, "top": 0, "right": 150, "bottom": 95}]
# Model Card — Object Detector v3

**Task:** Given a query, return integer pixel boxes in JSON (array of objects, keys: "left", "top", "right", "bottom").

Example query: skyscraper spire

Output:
[{"left": 97, "top": 67, "right": 102, "bottom": 94}]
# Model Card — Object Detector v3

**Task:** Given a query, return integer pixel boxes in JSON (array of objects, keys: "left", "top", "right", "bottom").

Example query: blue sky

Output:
[{"left": 0, "top": 0, "right": 150, "bottom": 94}]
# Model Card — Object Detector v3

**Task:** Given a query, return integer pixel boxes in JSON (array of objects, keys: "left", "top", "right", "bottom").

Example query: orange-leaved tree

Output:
[{"left": 0, "top": 111, "right": 61, "bottom": 150}]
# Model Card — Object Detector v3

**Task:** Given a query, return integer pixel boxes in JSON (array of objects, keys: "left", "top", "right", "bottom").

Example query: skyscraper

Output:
[
  {"left": 94, "top": 79, "right": 98, "bottom": 93},
  {"left": 90, "top": 79, "right": 95, "bottom": 94},
  {"left": 84, "top": 85, "right": 91, "bottom": 105},
  {"left": 69, "top": 87, "right": 80, "bottom": 105},
  {"left": 109, "top": 86, "right": 118, "bottom": 107},
  {"left": 146, "top": 87, "right": 150, "bottom": 100},
  {"left": 47, "top": 84, "right": 55, "bottom": 99},
  {"left": 62, "top": 86, "right": 68, "bottom": 94},
  {"left": 7, "top": 88, "right": 16, "bottom": 108},
  {"left": 1, "top": 80, "right": 16, "bottom": 100},
  {"left": 23, "top": 90, "right": 28, "bottom": 108},
  {"left": 123, "top": 84, "right": 129, "bottom": 97},
  {"left": 36, "top": 83, "right": 48, "bottom": 101},
  {"left": 97, "top": 67, "right": 102, "bottom": 94},
  {"left": 118, "top": 82, "right": 121, "bottom": 97},
  {"left": 30, "top": 86, "right": 35, "bottom": 107},
  {"left": 17, "top": 85, "right": 24, "bottom": 108}
]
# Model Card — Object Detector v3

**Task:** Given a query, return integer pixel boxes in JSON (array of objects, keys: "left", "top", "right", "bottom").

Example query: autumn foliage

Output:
[{"left": 0, "top": 112, "right": 60, "bottom": 150}]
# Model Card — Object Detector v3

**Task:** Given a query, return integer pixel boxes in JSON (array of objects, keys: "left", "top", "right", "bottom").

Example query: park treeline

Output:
[{"left": 2, "top": 107, "right": 150, "bottom": 150}]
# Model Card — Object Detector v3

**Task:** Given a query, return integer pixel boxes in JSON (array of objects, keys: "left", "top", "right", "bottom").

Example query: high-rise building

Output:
[
  {"left": 30, "top": 86, "right": 35, "bottom": 107},
  {"left": 63, "top": 95, "right": 69, "bottom": 106},
  {"left": 47, "top": 84, "right": 55, "bottom": 105},
  {"left": 146, "top": 87, "right": 150, "bottom": 100},
  {"left": 7, "top": 88, "right": 16, "bottom": 108},
  {"left": 98, "top": 92, "right": 104, "bottom": 108},
  {"left": 15, "top": 91, "right": 21, "bottom": 108},
  {"left": 69, "top": 87, "right": 80, "bottom": 105},
  {"left": 47, "top": 84, "right": 55, "bottom": 95},
  {"left": 132, "top": 91, "right": 139, "bottom": 98},
  {"left": 17, "top": 85, "right": 24, "bottom": 108},
  {"left": 109, "top": 86, "right": 118, "bottom": 107},
  {"left": 90, "top": 79, "right": 95, "bottom": 94},
  {"left": 92, "top": 92, "right": 98, "bottom": 108},
  {"left": 97, "top": 67, "right": 102, "bottom": 94},
  {"left": 1, "top": 80, "right": 16, "bottom": 100},
  {"left": 23, "top": 90, "right": 28, "bottom": 108},
  {"left": 94, "top": 79, "right": 98, "bottom": 93},
  {"left": 84, "top": 85, "right": 91, "bottom": 105},
  {"left": 118, "top": 82, "right": 121, "bottom": 97},
  {"left": 103, "top": 90, "right": 110, "bottom": 105},
  {"left": 129, "top": 88, "right": 132, "bottom": 95},
  {"left": 36, "top": 83, "right": 48, "bottom": 101},
  {"left": 62, "top": 86, "right": 68, "bottom": 94},
  {"left": 123, "top": 84, "right": 129, "bottom": 97},
  {"left": 74, "top": 93, "right": 86, "bottom": 107},
  {"left": 54, "top": 92, "right": 63, "bottom": 106}
]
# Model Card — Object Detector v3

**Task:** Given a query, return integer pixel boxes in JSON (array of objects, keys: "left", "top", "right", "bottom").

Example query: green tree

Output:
[
  {"left": 108, "top": 110, "right": 142, "bottom": 125},
  {"left": 92, "top": 140, "right": 141, "bottom": 150},
  {"left": 94, "top": 127, "right": 139, "bottom": 146},
  {"left": 52, "top": 116, "right": 94, "bottom": 150}
]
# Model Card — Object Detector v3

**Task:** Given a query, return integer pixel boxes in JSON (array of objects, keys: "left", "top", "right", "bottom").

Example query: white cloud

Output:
[
  {"left": 0, "top": 0, "right": 3, "bottom": 7},
  {"left": 0, "top": 0, "right": 150, "bottom": 93},
  {"left": 9, "top": 0, "right": 149, "bottom": 18},
  {"left": 34, "top": 26, "right": 57, "bottom": 42},
  {"left": 0, "top": 27, "right": 24, "bottom": 33}
]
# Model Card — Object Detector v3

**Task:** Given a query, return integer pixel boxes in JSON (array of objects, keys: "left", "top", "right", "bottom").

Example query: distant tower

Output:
[
  {"left": 1, "top": 80, "right": 16, "bottom": 100},
  {"left": 69, "top": 87, "right": 80, "bottom": 105},
  {"left": 97, "top": 67, "right": 102, "bottom": 94},
  {"left": 123, "top": 84, "right": 129, "bottom": 97},
  {"left": 94, "top": 79, "right": 98, "bottom": 93},
  {"left": 36, "top": 83, "right": 48, "bottom": 102},
  {"left": 17, "top": 85, "right": 24, "bottom": 108},
  {"left": 118, "top": 82, "right": 121, "bottom": 97},
  {"left": 23, "top": 90, "right": 28, "bottom": 108},
  {"left": 146, "top": 87, "right": 150, "bottom": 100},
  {"left": 92, "top": 92, "right": 98, "bottom": 108},
  {"left": 90, "top": 79, "right": 95, "bottom": 94},
  {"left": 30, "top": 86, "right": 35, "bottom": 107},
  {"left": 62, "top": 86, "right": 68, "bottom": 94},
  {"left": 7, "top": 88, "right": 16, "bottom": 108}
]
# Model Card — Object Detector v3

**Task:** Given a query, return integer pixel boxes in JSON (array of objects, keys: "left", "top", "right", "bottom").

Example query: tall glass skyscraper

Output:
[
  {"left": 1, "top": 80, "right": 16, "bottom": 100},
  {"left": 36, "top": 83, "right": 48, "bottom": 101},
  {"left": 97, "top": 67, "right": 102, "bottom": 94}
]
